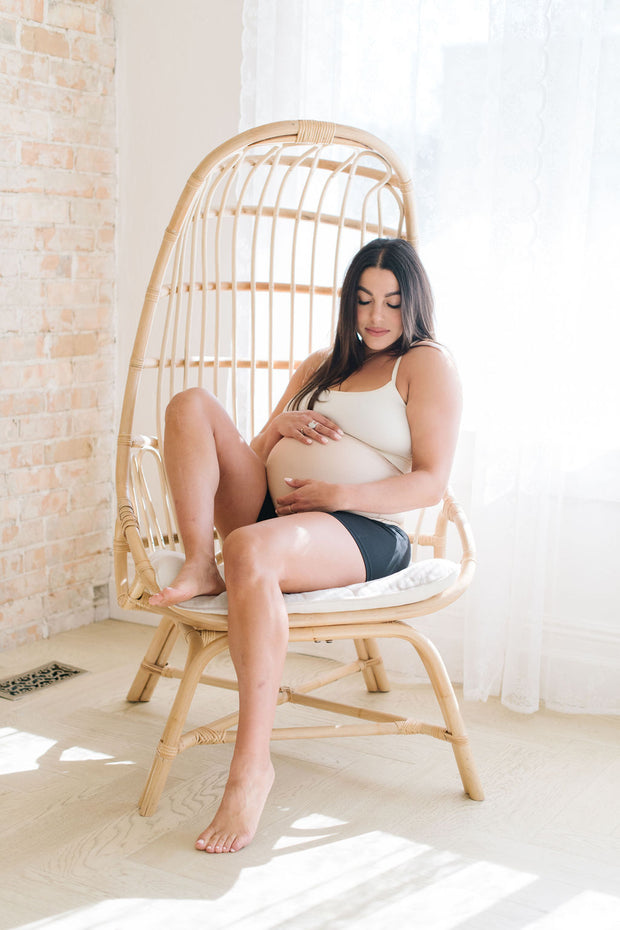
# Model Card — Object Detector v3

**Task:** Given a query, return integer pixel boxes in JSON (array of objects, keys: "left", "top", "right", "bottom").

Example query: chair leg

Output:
[
  {"left": 138, "top": 626, "right": 228, "bottom": 816},
  {"left": 399, "top": 624, "right": 484, "bottom": 801},
  {"left": 354, "top": 638, "right": 391, "bottom": 692},
  {"left": 127, "top": 616, "right": 179, "bottom": 703}
]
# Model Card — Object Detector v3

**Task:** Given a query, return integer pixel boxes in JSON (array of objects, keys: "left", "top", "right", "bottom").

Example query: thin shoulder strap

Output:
[{"left": 391, "top": 356, "right": 403, "bottom": 383}]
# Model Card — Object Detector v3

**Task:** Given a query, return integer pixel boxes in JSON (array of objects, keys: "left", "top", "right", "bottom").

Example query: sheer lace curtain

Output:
[{"left": 241, "top": 0, "right": 620, "bottom": 714}]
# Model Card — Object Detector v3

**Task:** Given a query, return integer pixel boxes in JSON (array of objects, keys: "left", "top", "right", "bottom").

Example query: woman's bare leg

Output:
[
  {"left": 194, "top": 512, "right": 366, "bottom": 853},
  {"left": 149, "top": 388, "right": 267, "bottom": 607}
]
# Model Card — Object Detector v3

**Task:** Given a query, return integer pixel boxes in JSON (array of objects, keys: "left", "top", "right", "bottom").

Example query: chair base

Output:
[{"left": 133, "top": 619, "right": 484, "bottom": 817}]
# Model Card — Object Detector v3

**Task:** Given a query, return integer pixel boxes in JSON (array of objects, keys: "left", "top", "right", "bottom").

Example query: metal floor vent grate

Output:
[{"left": 0, "top": 662, "right": 87, "bottom": 701}]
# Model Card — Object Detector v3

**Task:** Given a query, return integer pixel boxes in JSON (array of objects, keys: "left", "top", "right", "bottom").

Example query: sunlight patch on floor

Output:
[
  {"left": 273, "top": 810, "right": 350, "bottom": 849},
  {"left": 0, "top": 727, "right": 56, "bottom": 775},
  {"left": 523, "top": 890, "right": 620, "bottom": 929},
  {"left": 12, "top": 860, "right": 620, "bottom": 930},
  {"left": 12, "top": 852, "right": 538, "bottom": 930},
  {"left": 290, "top": 812, "right": 349, "bottom": 830},
  {"left": 15, "top": 899, "right": 210, "bottom": 930},
  {"left": 0, "top": 727, "right": 135, "bottom": 775},
  {"left": 59, "top": 747, "right": 114, "bottom": 763},
  {"left": 202, "top": 830, "right": 538, "bottom": 930},
  {"left": 372, "top": 858, "right": 536, "bottom": 927}
]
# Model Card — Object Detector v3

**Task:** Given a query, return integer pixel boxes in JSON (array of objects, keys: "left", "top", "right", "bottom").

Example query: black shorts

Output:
[{"left": 256, "top": 493, "right": 411, "bottom": 582}]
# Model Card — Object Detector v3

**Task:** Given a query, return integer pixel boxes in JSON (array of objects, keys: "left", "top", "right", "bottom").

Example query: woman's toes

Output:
[
  {"left": 195, "top": 831, "right": 223, "bottom": 853},
  {"left": 195, "top": 829, "right": 239, "bottom": 854}
]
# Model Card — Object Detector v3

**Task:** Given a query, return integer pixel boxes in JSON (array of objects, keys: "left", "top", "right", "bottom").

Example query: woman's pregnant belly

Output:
[{"left": 266, "top": 433, "right": 405, "bottom": 522}]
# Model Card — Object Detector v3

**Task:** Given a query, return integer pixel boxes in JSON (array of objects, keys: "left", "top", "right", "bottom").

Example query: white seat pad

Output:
[{"left": 150, "top": 550, "right": 459, "bottom": 615}]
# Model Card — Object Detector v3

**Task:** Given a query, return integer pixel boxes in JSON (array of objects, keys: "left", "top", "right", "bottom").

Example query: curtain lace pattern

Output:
[{"left": 241, "top": 0, "right": 620, "bottom": 714}]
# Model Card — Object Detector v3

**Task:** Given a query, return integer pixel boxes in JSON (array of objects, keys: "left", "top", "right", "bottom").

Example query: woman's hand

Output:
[
  {"left": 275, "top": 478, "right": 343, "bottom": 515},
  {"left": 273, "top": 411, "right": 343, "bottom": 445}
]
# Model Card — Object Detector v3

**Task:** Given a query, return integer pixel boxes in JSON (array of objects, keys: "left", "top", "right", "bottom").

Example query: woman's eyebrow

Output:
[{"left": 357, "top": 285, "right": 401, "bottom": 297}]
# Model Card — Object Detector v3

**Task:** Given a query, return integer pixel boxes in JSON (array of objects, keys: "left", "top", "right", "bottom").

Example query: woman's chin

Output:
[{"left": 361, "top": 334, "right": 399, "bottom": 353}]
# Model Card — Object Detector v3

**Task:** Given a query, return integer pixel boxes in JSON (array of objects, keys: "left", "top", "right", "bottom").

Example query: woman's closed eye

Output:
[{"left": 356, "top": 296, "right": 401, "bottom": 309}]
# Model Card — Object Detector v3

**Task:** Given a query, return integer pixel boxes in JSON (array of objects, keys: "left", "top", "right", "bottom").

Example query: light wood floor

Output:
[{"left": 1, "top": 619, "right": 619, "bottom": 930}]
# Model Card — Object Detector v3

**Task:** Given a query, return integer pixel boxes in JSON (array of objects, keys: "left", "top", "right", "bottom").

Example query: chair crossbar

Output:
[
  {"left": 268, "top": 721, "right": 457, "bottom": 742},
  {"left": 160, "top": 656, "right": 379, "bottom": 694},
  {"left": 143, "top": 357, "right": 302, "bottom": 371},
  {"left": 278, "top": 689, "right": 406, "bottom": 723},
  {"left": 179, "top": 719, "right": 455, "bottom": 750},
  {"left": 160, "top": 281, "right": 339, "bottom": 297},
  {"left": 196, "top": 205, "right": 399, "bottom": 237},
  {"left": 244, "top": 153, "right": 399, "bottom": 183}
]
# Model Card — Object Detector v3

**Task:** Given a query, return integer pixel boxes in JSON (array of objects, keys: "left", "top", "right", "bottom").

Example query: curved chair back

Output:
[{"left": 116, "top": 120, "right": 418, "bottom": 580}]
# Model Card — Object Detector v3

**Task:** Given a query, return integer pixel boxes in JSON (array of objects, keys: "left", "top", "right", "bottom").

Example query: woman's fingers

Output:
[
  {"left": 275, "top": 479, "right": 308, "bottom": 514},
  {"left": 276, "top": 479, "right": 304, "bottom": 503},
  {"left": 316, "top": 415, "right": 343, "bottom": 437},
  {"left": 282, "top": 477, "right": 311, "bottom": 492},
  {"left": 277, "top": 410, "right": 343, "bottom": 444},
  {"left": 299, "top": 415, "right": 342, "bottom": 443},
  {"left": 309, "top": 418, "right": 343, "bottom": 442},
  {"left": 275, "top": 478, "right": 340, "bottom": 515}
]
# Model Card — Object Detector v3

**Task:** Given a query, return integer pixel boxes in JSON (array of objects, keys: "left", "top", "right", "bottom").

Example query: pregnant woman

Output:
[{"left": 149, "top": 237, "right": 462, "bottom": 853}]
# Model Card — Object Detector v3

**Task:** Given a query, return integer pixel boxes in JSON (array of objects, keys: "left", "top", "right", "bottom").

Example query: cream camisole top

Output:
[{"left": 266, "top": 356, "right": 412, "bottom": 526}]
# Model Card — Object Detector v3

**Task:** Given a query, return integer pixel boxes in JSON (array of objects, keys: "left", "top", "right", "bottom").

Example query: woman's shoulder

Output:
[
  {"left": 397, "top": 341, "right": 461, "bottom": 397},
  {"left": 295, "top": 347, "right": 331, "bottom": 381},
  {"left": 400, "top": 340, "right": 456, "bottom": 369},
  {"left": 308, "top": 346, "right": 332, "bottom": 367}
]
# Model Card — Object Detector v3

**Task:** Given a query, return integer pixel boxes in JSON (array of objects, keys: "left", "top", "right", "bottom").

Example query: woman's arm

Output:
[
  {"left": 276, "top": 345, "right": 462, "bottom": 514},
  {"left": 250, "top": 349, "right": 342, "bottom": 464}
]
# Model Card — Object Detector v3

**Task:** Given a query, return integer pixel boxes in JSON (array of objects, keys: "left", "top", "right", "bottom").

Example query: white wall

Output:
[
  {"left": 114, "top": 0, "right": 244, "bottom": 409},
  {"left": 111, "top": 0, "right": 244, "bottom": 622}
]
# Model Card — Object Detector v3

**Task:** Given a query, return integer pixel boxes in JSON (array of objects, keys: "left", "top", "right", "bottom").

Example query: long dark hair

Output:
[{"left": 290, "top": 237, "right": 436, "bottom": 410}]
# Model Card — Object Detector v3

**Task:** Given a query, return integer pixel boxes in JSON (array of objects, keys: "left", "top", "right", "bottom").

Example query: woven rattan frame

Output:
[{"left": 114, "top": 120, "right": 483, "bottom": 816}]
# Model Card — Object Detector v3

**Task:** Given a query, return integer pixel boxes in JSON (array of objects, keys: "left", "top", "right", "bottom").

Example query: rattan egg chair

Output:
[{"left": 114, "top": 119, "right": 484, "bottom": 816}]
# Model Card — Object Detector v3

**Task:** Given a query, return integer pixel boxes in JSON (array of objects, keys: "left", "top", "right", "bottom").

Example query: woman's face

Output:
[{"left": 356, "top": 267, "right": 403, "bottom": 352}]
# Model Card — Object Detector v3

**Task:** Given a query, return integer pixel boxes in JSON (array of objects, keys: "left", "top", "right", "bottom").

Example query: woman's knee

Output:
[
  {"left": 165, "top": 386, "right": 217, "bottom": 426},
  {"left": 223, "top": 526, "right": 275, "bottom": 585}
]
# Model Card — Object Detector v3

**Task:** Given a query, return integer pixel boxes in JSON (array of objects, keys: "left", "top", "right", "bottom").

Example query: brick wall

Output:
[{"left": 0, "top": 0, "right": 117, "bottom": 648}]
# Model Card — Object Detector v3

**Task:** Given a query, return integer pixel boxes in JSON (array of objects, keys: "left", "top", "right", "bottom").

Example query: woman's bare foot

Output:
[
  {"left": 149, "top": 559, "right": 226, "bottom": 608},
  {"left": 195, "top": 760, "right": 275, "bottom": 853}
]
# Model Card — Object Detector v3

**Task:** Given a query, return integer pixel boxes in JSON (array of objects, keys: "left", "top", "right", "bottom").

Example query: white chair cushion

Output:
[{"left": 150, "top": 550, "right": 459, "bottom": 615}]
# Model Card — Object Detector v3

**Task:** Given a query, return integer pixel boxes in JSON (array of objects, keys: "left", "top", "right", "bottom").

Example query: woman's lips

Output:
[{"left": 366, "top": 328, "right": 389, "bottom": 336}]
